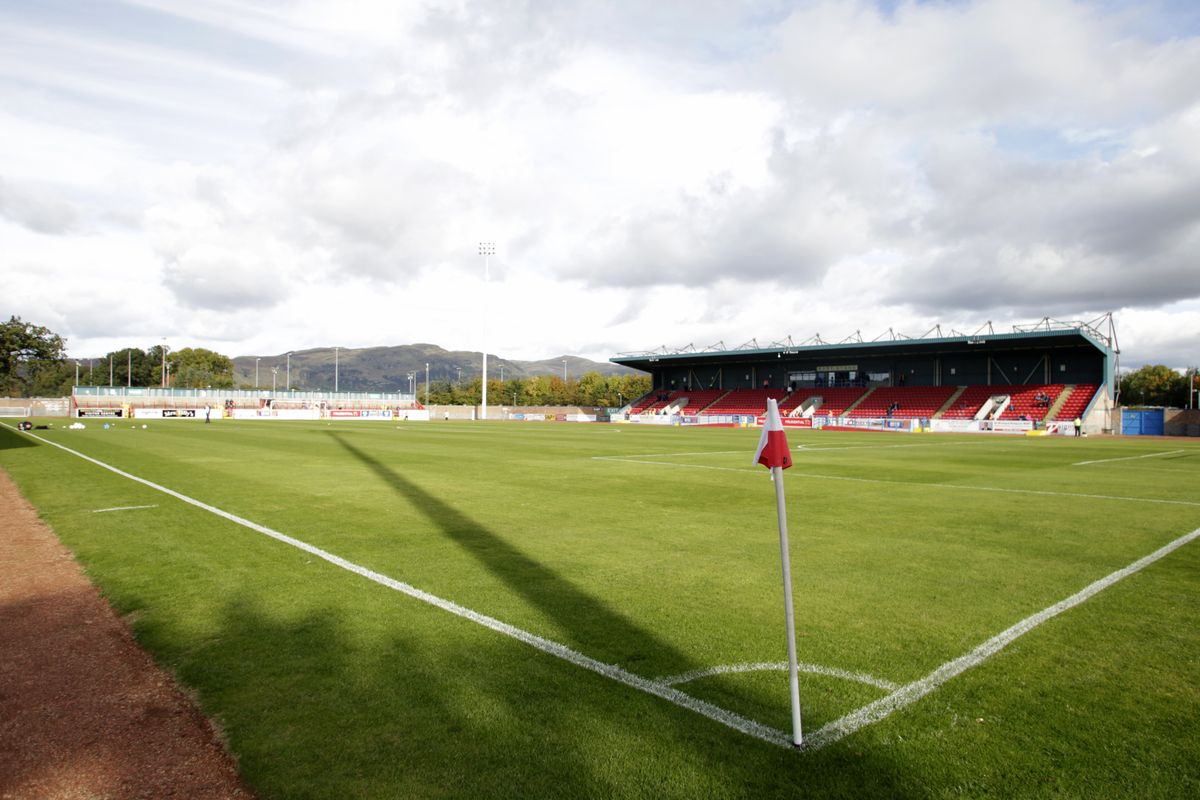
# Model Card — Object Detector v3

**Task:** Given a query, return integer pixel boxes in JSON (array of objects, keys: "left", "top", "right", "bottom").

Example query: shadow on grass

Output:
[
  {"left": 178, "top": 592, "right": 923, "bottom": 800},
  {"left": 328, "top": 430, "right": 686, "bottom": 667},
  {"left": 0, "top": 424, "right": 39, "bottom": 451}
]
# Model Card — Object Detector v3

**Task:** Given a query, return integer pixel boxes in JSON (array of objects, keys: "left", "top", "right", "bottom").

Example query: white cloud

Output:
[{"left": 0, "top": 0, "right": 1198, "bottom": 369}]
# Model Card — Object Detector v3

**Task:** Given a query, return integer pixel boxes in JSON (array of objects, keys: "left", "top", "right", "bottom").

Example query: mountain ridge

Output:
[{"left": 231, "top": 344, "right": 637, "bottom": 392}]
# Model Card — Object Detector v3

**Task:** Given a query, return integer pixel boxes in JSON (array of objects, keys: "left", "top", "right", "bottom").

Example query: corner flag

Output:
[
  {"left": 755, "top": 398, "right": 803, "bottom": 747},
  {"left": 753, "top": 398, "right": 793, "bottom": 469}
]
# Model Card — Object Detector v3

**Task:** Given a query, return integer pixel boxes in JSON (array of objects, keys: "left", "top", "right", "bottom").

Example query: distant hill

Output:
[{"left": 231, "top": 344, "right": 639, "bottom": 392}]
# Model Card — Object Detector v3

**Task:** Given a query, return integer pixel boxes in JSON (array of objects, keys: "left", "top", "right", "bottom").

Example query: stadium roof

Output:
[{"left": 611, "top": 315, "right": 1117, "bottom": 369}]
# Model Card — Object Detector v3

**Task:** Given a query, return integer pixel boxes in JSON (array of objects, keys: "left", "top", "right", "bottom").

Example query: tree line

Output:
[
  {"left": 1118, "top": 364, "right": 1199, "bottom": 408},
  {"left": 2, "top": 316, "right": 235, "bottom": 396},
  {"left": 418, "top": 372, "right": 651, "bottom": 408}
]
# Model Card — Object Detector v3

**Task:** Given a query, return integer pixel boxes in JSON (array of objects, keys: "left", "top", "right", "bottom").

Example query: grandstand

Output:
[
  {"left": 780, "top": 388, "right": 868, "bottom": 417},
  {"left": 613, "top": 317, "right": 1117, "bottom": 433},
  {"left": 845, "top": 386, "right": 956, "bottom": 419},
  {"left": 695, "top": 388, "right": 783, "bottom": 415}
]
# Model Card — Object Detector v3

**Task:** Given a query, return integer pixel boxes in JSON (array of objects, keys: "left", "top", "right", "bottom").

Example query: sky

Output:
[{"left": 1, "top": 0, "right": 1198, "bottom": 369}]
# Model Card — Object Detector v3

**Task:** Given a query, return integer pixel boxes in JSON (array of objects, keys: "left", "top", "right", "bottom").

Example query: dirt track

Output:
[{"left": 0, "top": 468, "right": 252, "bottom": 800}]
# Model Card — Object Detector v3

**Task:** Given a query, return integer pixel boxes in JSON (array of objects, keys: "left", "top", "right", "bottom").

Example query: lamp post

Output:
[
  {"left": 499, "top": 364, "right": 504, "bottom": 382},
  {"left": 255, "top": 357, "right": 261, "bottom": 388},
  {"left": 286, "top": 352, "right": 292, "bottom": 391},
  {"left": 272, "top": 367, "right": 278, "bottom": 393},
  {"left": 334, "top": 347, "right": 339, "bottom": 393},
  {"left": 109, "top": 355, "right": 113, "bottom": 387},
  {"left": 479, "top": 241, "right": 494, "bottom": 420},
  {"left": 407, "top": 372, "right": 415, "bottom": 397},
  {"left": 74, "top": 361, "right": 80, "bottom": 387},
  {"left": 425, "top": 362, "right": 429, "bottom": 406},
  {"left": 161, "top": 339, "right": 168, "bottom": 388},
  {"left": 562, "top": 359, "right": 567, "bottom": 383},
  {"left": 456, "top": 367, "right": 462, "bottom": 385}
]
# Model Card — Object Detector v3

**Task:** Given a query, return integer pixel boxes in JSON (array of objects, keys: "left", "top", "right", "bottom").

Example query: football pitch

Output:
[{"left": 2, "top": 419, "right": 1198, "bottom": 798}]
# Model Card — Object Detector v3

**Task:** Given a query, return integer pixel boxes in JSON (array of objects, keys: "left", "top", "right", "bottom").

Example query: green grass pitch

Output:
[{"left": 2, "top": 419, "right": 1198, "bottom": 798}]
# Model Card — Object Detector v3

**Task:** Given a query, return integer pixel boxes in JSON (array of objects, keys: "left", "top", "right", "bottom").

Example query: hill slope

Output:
[{"left": 232, "top": 344, "right": 637, "bottom": 392}]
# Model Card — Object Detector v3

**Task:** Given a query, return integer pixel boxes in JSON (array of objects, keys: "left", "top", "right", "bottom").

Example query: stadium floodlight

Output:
[
  {"left": 74, "top": 361, "right": 80, "bottom": 387},
  {"left": 562, "top": 359, "right": 567, "bottom": 383},
  {"left": 271, "top": 366, "right": 278, "bottom": 393},
  {"left": 425, "top": 362, "right": 429, "bottom": 406},
  {"left": 255, "top": 357, "right": 261, "bottom": 388},
  {"left": 286, "top": 352, "right": 292, "bottom": 391},
  {"left": 335, "top": 347, "right": 339, "bottom": 393},
  {"left": 479, "top": 241, "right": 494, "bottom": 420}
]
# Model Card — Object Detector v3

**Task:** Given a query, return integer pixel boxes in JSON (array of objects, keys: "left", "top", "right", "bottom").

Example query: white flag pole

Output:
[{"left": 773, "top": 464, "right": 803, "bottom": 747}]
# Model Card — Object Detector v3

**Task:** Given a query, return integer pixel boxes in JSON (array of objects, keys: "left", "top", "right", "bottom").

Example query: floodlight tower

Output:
[{"left": 479, "top": 241, "right": 495, "bottom": 420}]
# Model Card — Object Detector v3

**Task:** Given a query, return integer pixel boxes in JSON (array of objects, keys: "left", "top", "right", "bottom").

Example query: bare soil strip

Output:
[{"left": 0, "top": 468, "right": 253, "bottom": 800}]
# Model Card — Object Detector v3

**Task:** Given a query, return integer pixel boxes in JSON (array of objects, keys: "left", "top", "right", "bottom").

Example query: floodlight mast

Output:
[{"left": 479, "top": 242, "right": 495, "bottom": 420}]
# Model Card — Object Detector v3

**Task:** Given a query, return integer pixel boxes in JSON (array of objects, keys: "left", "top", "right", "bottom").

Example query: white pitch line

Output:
[
  {"left": 1073, "top": 450, "right": 1188, "bottom": 467},
  {"left": 660, "top": 661, "right": 899, "bottom": 692},
  {"left": 93, "top": 504, "right": 158, "bottom": 513},
  {"left": 5, "top": 426, "right": 794, "bottom": 749},
  {"left": 591, "top": 456, "right": 1200, "bottom": 508},
  {"left": 803, "top": 525, "right": 1200, "bottom": 751}
]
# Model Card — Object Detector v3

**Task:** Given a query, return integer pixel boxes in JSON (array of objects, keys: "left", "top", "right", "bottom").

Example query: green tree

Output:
[
  {"left": 28, "top": 359, "right": 74, "bottom": 396},
  {"left": 616, "top": 373, "right": 651, "bottom": 407},
  {"left": 1119, "top": 365, "right": 1186, "bottom": 407},
  {"left": 108, "top": 347, "right": 162, "bottom": 388},
  {"left": 0, "top": 316, "right": 67, "bottom": 397},
  {"left": 575, "top": 371, "right": 608, "bottom": 406},
  {"left": 520, "top": 375, "right": 551, "bottom": 405},
  {"left": 168, "top": 347, "right": 235, "bottom": 389}
]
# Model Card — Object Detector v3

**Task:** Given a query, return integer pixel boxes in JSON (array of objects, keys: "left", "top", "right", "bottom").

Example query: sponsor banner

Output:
[
  {"left": 229, "top": 409, "right": 321, "bottom": 420},
  {"left": 931, "top": 419, "right": 979, "bottom": 433},
  {"left": 822, "top": 417, "right": 919, "bottom": 433},
  {"left": 624, "top": 414, "right": 676, "bottom": 425},
  {"left": 979, "top": 419, "right": 1032, "bottom": 434},
  {"left": 753, "top": 416, "right": 814, "bottom": 428},
  {"left": 76, "top": 408, "right": 123, "bottom": 418},
  {"left": 134, "top": 408, "right": 197, "bottom": 419},
  {"left": 329, "top": 409, "right": 394, "bottom": 420},
  {"left": 683, "top": 414, "right": 743, "bottom": 426}
]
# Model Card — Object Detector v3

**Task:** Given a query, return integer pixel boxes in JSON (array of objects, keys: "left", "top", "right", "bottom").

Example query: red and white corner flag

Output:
[
  {"left": 753, "top": 398, "right": 793, "bottom": 470},
  {"left": 755, "top": 398, "right": 803, "bottom": 747}
]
